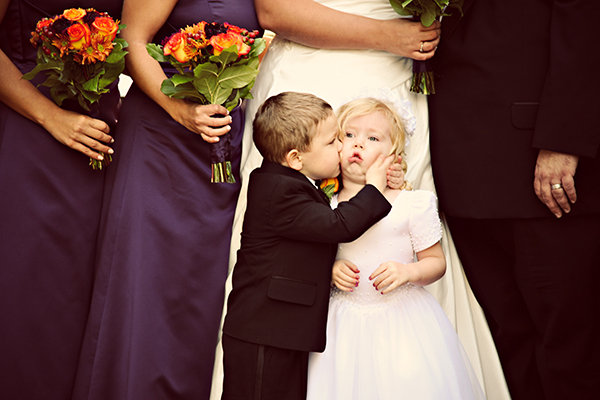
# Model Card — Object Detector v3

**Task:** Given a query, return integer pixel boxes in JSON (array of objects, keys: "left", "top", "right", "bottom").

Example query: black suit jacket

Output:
[
  {"left": 429, "top": 0, "right": 600, "bottom": 218},
  {"left": 223, "top": 161, "right": 391, "bottom": 352}
]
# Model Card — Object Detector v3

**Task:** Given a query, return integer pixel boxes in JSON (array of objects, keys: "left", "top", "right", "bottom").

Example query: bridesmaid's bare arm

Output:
[
  {"left": 255, "top": 0, "right": 441, "bottom": 60},
  {"left": 122, "top": 0, "right": 232, "bottom": 143},
  {"left": 0, "top": 0, "right": 113, "bottom": 160}
]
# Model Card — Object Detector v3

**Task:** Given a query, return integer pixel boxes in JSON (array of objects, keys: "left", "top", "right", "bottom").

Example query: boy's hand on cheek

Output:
[{"left": 365, "top": 154, "right": 395, "bottom": 193}]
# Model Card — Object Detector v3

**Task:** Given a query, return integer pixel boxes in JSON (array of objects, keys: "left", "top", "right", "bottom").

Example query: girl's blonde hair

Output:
[{"left": 337, "top": 97, "right": 411, "bottom": 189}]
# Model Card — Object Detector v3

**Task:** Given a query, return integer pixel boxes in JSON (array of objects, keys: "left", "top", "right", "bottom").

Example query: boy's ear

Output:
[{"left": 285, "top": 149, "right": 303, "bottom": 171}]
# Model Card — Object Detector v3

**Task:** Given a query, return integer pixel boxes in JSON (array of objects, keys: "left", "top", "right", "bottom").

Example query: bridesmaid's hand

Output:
[
  {"left": 381, "top": 19, "right": 441, "bottom": 60},
  {"left": 43, "top": 108, "right": 114, "bottom": 161},
  {"left": 169, "top": 101, "right": 232, "bottom": 143},
  {"left": 332, "top": 259, "right": 360, "bottom": 292}
]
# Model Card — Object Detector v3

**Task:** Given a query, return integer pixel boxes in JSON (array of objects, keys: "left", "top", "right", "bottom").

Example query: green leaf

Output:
[
  {"left": 50, "top": 85, "right": 72, "bottom": 107},
  {"left": 81, "top": 89, "right": 101, "bottom": 104},
  {"left": 77, "top": 94, "right": 93, "bottom": 111},
  {"left": 420, "top": 0, "right": 438, "bottom": 26},
  {"left": 237, "top": 79, "right": 255, "bottom": 100},
  {"left": 160, "top": 79, "right": 206, "bottom": 101},
  {"left": 193, "top": 74, "right": 232, "bottom": 105},
  {"left": 389, "top": 1, "right": 413, "bottom": 16},
  {"left": 99, "top": 62, "right": 123, "bottom": 87},
  {"left": 171, "top": 73, "right": 195, "bottom": 86},
  {"left": 106, "top": 48, "right": 128, "bottom": 64},
  {"left": 209, "top": 46, "right": 239, "bottom": 66},
  {"left": 219, "top": 65, "right": 257, "bottom": 89},
  {"left": 248, "top": 38, "right": 266, "bottom": 58},
  {"left": 82, "top": 74, "right": 101, "bottom": 92},
  {"left": 193, "top": 62, "right": 219, "bottom": 78},
  {"left": 21, "top": 59, "right": 63, "bottom": 81},
  {"left": 246, "top": 57, "right": 259, "bottom": 70},
  {"left": 146, "top": 43, "right": 167, "bottom": 62},
  {"left": 224, "top": 89, "right": 241, "bottom": 111}
]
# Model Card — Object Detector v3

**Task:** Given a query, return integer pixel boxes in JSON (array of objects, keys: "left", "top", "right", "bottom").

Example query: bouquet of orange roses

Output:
[
  {"left": 146, "top": 21, "right": 265, "bottom": 183},
  {"left": 23, "top": 8, "right": 128, "bottom": 170},
  {"left": 389, "top": 0, "right": 463, "bottom": 94}
]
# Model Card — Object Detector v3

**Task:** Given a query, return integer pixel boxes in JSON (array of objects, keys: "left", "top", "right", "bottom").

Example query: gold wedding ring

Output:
[
  {"left": 419, "top": 41, "right": 425, "bottom": 53},
  {"left": 551, "top": 183, "right": 563, "bottom": 190}
]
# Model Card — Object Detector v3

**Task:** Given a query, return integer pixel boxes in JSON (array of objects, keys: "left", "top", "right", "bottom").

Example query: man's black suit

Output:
[
  {"left": 222, "top": 161, "right": 391, "bottom": 399},
  {"left": 429, "top": 1, "right": 600, "bottom": 399}
]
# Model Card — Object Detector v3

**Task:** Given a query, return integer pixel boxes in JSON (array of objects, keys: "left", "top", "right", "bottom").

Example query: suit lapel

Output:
[{"left": 315, "top": 185, "right": 332, "bottom": 205}]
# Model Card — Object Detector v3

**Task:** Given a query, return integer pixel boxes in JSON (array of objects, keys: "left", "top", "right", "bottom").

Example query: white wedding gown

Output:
[
  {"left": 211, "top": 1, "right": 510, "bottom": 398},
  {"left": 307, "top": 191, "right": 485, "bottom": 399}
]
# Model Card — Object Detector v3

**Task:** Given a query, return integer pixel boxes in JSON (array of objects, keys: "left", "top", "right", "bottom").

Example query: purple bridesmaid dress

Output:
[
  {"left": 71, "top": 1, "right": 260, "bottom": 399},
  {"left": 0, "top": 1, "right": 121, "bottom": 399}
]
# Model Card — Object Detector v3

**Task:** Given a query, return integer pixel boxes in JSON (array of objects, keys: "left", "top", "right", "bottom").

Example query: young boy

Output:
[{"left": 221, "top": 92, "right": 393, "bottom": 400}]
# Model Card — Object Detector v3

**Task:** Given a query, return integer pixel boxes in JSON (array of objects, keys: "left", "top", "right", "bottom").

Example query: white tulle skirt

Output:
[{"left": 307, "top": 286, "right": 485, "bottom": 400}]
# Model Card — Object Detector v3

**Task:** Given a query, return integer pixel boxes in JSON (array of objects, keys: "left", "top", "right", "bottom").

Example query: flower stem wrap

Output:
[
  {"left": 210, "top": 113, "right": 235, "bottom": 183},
  {"left": 411, "top": 58, "right": 435, "bottom": 95}
]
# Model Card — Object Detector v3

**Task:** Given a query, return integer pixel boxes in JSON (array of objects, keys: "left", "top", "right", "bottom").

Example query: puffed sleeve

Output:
[{"left": 408, "top": 190, "right": 443, "bottom": 252}]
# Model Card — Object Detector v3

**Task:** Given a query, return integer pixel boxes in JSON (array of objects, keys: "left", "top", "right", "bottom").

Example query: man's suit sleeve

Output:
[
  {"left": 269, "top": 183, "right": 391, "bottom": 243},
  {"left": 533, "top": 0, "right": 600, "bottom": 158}
]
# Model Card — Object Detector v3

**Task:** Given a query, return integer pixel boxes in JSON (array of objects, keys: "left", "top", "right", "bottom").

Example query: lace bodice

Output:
[{"left": 332, "top": 190, "right": 442, "bottom": 304}]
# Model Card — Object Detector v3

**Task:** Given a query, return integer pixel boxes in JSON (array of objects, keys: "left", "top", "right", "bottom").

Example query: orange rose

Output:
[
  {"left": 224, "top": 23, "right": 246, "bottom": 35},
  {"left": 163, "top": 32, "right": 194, "bottom": 63},
  {"left": 92, "top": 16, "right": 118, "bottom": 41},
  {"left": 36, "top": 18, "right": 53, "bottom": 31},
  {"left": 210, "top": 32, "right": 250, "bottom": 56},
  {"left": 67, "top": 22, "right": 91, "bottom": 50},
  {"left": 63, "top": 8, "right": 86, "bottom": 21},
  {"left": 319, "top": 177, "right": 340, "bottom": 192}
]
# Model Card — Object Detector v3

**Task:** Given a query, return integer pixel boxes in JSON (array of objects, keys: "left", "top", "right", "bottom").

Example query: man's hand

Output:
[{"left": 533, "top": 149, "right": 578, "bottom": 218}]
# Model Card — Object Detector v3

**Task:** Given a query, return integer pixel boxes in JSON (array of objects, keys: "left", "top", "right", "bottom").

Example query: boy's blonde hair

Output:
[
  {"left": 253, "top": 92, "right": 334, "bottom": 163},
  {"left": 337, "top": 97, "right": 408, "bottom": 173}
]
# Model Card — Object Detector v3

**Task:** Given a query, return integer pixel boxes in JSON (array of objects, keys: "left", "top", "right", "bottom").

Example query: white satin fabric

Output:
[{"left": 211, "top": 1, "right": 510, "bottom": 398}]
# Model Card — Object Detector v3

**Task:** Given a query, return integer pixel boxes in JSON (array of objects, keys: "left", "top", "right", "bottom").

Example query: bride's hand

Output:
[
  {"left": 168, "top": 101, "right": 232, "bottom": 143},
  {"left": 380, "top": 19, "right": 441, "bottom": 60},
  {"left": 387, "top": 155, "right": 405, "bottom": 189}
]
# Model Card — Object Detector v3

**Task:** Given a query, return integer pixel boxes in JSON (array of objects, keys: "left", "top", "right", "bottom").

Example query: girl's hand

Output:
[
  {"left": 332, "top": 259, "right": 360, "bottom": 292},
  {"left": 369, "top": 261, "right": 410, "bottom": 294},
  {"left": 43, "top": 108, "right": 114, "bottom": 161},
  {"left": 169, "top": 101, "right": 232, "bottom": 143},
  {"left": 387, "top": 155, "right": 405, "bottom": 189}
]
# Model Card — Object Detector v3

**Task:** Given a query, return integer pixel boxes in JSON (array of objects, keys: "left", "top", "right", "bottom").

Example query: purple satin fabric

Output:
[
  {"left": 72, "top": 1, "right": 260, "bottom": 399},
  {"left": 0, "top": 1, "right": 122, "bottom": 399}
]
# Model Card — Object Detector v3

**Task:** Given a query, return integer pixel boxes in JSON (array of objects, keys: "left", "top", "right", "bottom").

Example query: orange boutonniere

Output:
[{"left": 319, "top": 177, "right": 340, "bottom": 200}]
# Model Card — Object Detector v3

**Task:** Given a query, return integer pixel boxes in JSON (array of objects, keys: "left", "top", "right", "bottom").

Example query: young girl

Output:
[{"left": 306, "top": 97, "right": 485, "bottom": 400}]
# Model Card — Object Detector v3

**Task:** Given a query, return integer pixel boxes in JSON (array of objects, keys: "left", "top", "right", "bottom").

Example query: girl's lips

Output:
[{"left": 348, "top": 151, "right": 363, "bottom": 163}]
